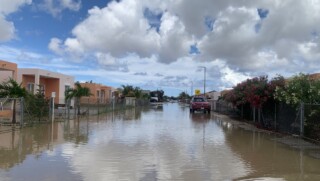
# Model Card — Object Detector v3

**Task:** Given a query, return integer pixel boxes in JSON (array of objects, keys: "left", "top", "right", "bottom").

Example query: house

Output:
[
  {"left": 309, "top": 73, "right": 320, "bottom": 80},
  {"left": 17, "top": 68, "right": 74, "bottom": 105},
  {"left": 0, "top": 60, "right": 17, "bottom": 83},
  {"left": 204, "top": 90, "right": 220, "bottom": 100},
  {"left": 80, "top": 82, "right": 114, "bottom": 104}
]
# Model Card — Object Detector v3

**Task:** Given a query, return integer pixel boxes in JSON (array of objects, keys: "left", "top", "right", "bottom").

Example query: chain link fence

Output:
[
  {"left": 304, "top": 103, "right": 320, "bottom": 141},
  {"left": 0, "top": 98, "right": 24, "bottom": 127},
  {"left": 212, "top": 100, "right": 320, "bottom": 140},
  {"left": 1, "top": 97, "right": 150, "bottom": 127}
]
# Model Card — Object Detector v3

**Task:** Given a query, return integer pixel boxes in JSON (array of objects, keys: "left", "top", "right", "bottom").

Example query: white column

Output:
[{"left": 35, "top": 73, "right": 40, "bottom": 94}]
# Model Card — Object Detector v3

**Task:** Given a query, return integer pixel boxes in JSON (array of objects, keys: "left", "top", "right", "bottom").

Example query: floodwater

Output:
[{"left": 1, "top": 103, "right": 320, "bottom": 181}]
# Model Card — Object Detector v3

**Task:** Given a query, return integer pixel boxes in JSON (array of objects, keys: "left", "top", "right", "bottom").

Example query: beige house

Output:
[
  {"left": 17, "top": 68, "right": 74, "bottom": 105},
  {"left": 205, "top": 91, "right": 221, "bottom": 100},
  {"left": 0, "top": 60, "right": 17, "bottom": 83}
]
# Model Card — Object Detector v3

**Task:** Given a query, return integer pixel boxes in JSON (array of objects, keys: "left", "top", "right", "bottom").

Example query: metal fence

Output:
[
  {"left": 213, "top": 100, "right": 320, "bottom": 140},
  {"left": 213, "top": 100, "right": 241, "bottom": 117},
  {"left": 304, "top": 103, "right": 320, "bottom": 141},
  {"left": 0, "top": 98, "right": 24, "bottom": 126},
  {"left": 0, "top": 97, "right": 150, "bottom": 126}
]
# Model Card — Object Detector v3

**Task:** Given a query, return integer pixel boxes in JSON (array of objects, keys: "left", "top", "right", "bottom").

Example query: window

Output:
[
  {"left": 97, "top": 90, "right": 100, "bottom": 98},
  {"left": 194, "top": 97, "right": 205, "bottom": 102},
  {"left": 65, "top": 85, "right": 70, "bottom": 91},
  {"left": 27, "top": 83, "right": 34, "bottom": 93},
  {"left": 38, "top": 84, "right": 45, "bottom": 94},
  {"left": 65, "top": 85, "right": 71, "bottom": 97}
]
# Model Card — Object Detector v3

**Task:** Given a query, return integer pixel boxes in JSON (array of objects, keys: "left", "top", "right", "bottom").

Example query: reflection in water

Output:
[
  {"left": 0, "top": 103, "right": 320, "bottom": 180},
  {"left": 219, "top": 119, "right": 320, "bottom": 181}
]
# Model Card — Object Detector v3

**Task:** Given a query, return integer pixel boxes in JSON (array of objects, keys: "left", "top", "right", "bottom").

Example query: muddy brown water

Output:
[{"left": 0, "top": 103, "right": 320, "bottom": 181}]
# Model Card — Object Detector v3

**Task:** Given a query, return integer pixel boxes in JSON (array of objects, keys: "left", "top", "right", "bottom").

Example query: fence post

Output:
[
  {"left": 300, "top": 102, "right": 304, "bottom": 137},
  {"left": 253, "top": 107, "right": 256, "bottom": 123},
  {"left": 241, "top": 105, "right": 243, "bottom": 119},
  {"left": 20, "top": 97, "right": 24, "bottom": 128},
  {"left": 51, "top": 92, "right": 55, "bottom": 123},
  {"left": 97, "top": 98, "right": 100, "bottom": 115},
  {"left": 274, "top": 103, "right": 277, "bottom": 131}
]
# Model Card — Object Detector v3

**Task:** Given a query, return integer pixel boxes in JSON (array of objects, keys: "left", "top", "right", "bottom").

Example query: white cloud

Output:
[
  {"left": 220, "top": 66, "right": 250, "bottom": 87},
  {"left": 43, "top": 0, "right": 320, "bottom": 93},
  {"left": 52, "top": 0, "right": 193, "bottom": 64},
  {"left": 69, "top": 1, "right": 159, "bottom": 57},
  {"left": 157, "top": 12, "right": 193, "bottom": 63},
  {"left": 48, "top": 37, "right": 64, "bottom": 55},
  {"left": 61, "top": 0, "right": 81, "bottom": 11},
  {"left": 198, "top": 6, "right": 259, "bottom": 70},
  {"left": 0, "top": 0, "right": 31, "bottom": 42},
  {"left": 0, "top": 0, "right": 32, "bottom": 15},
  {"left": 95, "top": 52, "right": 129, "bottom": 72},
  {"left": 38, "top": 0, "right": 81, "bottom": 17},
  {"left": 0, "top": 15, "right": 15, "bottom": 42},
  {"left": 0, "top": 45, "right": 81, "bottom": 72}
]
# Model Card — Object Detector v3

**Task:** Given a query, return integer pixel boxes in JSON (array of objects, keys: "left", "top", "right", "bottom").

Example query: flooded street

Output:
[{"left": 1, "top": 103, "right": 320, "bottom": 181}]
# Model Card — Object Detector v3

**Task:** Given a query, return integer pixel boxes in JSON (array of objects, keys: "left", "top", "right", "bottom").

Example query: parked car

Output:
[{"left": 189, "top": 96, "right": 211, "bottom": 114}]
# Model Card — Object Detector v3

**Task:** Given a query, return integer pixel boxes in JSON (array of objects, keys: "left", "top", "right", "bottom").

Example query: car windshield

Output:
[{"left": 193, "top": 97, "right": 206, "bottom": 102}]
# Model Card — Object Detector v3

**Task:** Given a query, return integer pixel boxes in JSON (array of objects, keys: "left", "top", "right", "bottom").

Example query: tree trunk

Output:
[
  {"left": 258, "top": 108, "right": 261, "bottom": 124},
  {"left": 12, "top": 99, "right": 16, "bottom": 124},
  {"left": 77, "top": 98, "right": 81, "bottom": 115}
]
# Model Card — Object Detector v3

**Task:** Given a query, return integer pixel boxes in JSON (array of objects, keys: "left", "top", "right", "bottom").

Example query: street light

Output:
[{"left": 199, "top": 66, "right": 206, "bottom": 96}]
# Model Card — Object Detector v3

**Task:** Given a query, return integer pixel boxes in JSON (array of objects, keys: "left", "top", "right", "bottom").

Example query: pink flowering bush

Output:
[{"left": 224, "top": 75, "right": 285, "bottom": 108}]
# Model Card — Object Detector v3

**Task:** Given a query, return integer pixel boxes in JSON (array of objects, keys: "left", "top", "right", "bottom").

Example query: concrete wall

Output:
[
  {"left": 80, "top": 82, "right": 113, "bottom": 103},
  {"left": 0, "top": 60, "right": 17, "bottom": 83},
  {"left": 18, "top": 68, "right": 74, "bottom": 104}
]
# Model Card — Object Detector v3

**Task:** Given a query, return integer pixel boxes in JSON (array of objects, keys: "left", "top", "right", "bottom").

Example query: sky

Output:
[{"left": 1, "top": 0, "right": 320, "bottom": 96}]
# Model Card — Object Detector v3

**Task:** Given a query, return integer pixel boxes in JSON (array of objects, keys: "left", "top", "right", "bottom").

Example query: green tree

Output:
[
  {"left": 25, "top": 87, "right": 50, "bottom": 122},
  {"left": 275, "top": 73, "right": 320, "bottom": 106},
  {"left": 120, "top": 85, "right": 134, "bottom": 97},
  {"left": 178, "top": 91, "right": 190, "bottom": 100},
  {"left": 150, "top": 90, "right": 164, "bottom": 102},
  {"left": 133, "top": 86, "right": 142, "bottom": 98},
  {"left": 65, "top": 82, "right": 92, "bottom": 115},
  {"left": 0, "top": 78, "right": 28, "bottom": 124},
  {"left": 120, "top": 85, "right": 144, "bottom": 98}
]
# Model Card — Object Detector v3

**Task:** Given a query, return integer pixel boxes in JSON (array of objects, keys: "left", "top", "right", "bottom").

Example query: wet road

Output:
[{"left": 1, "top": 103, "right": 320, "bottom": 181}]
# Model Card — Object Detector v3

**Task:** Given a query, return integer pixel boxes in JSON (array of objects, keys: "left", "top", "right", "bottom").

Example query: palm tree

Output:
[
  {"left": 65, "top": 82, "right": 92, "bottom": 115},
  {"left": 0, "top": 78, "right": 28, "bottom": 124},
  {"left": 121, "top": 85, "right": 143, "bottom": 98},
  {"left": 121, "top": 85, "right": 134, "bottom": 97}
]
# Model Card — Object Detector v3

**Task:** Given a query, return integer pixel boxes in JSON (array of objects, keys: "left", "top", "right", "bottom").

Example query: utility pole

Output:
[{"left": 199, "top": 66, "right": 206, "bottom": 96}]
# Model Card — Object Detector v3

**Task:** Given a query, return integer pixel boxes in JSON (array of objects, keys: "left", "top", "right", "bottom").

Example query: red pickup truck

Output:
[{"left": 189, "top": 96, "right": 211, "bottom": 114}]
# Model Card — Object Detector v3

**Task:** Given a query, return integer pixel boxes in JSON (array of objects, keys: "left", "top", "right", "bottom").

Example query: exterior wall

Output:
[
  {"left": 125, "top": 97, "right": 136, "bottom": 106},
  {"left": 0, "top": 60, "right": 17, "bottom": 83},
  {"left": 209, "top": 91, "right": 221, "bottom": 111},
  {"left": 203, "top": 91, "right": 220, "bottom": 100},
  {"left": 18, "top": 68, "right": 74, "bottom": 105},
  {"left": 309, "top": 73, "right": 320, "bottom": 80},
  {"left": 80, "top": 82, "right": 113, "bottom": 103},
  {"left": 212, "top": 91, "right": 221, "bottom": 101}
]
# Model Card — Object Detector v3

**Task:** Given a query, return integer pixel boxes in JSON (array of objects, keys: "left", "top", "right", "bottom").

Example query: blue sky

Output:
[{"left": 1, "top": 0, "right": 320, "bottom": 96}]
